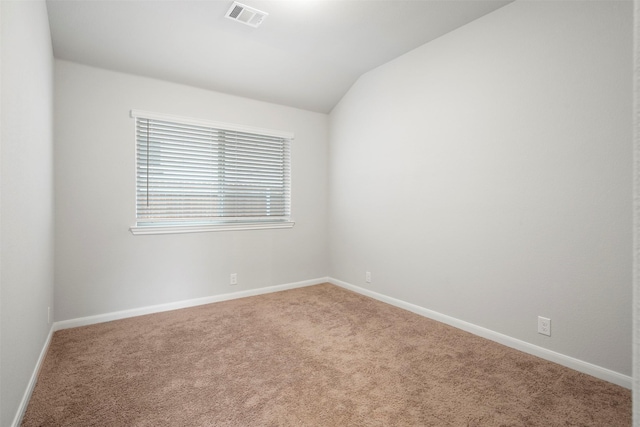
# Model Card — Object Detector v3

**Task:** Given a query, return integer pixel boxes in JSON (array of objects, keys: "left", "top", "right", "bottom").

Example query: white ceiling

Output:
[{"left": 46, "top": 0, "right": 513, "bottom": 113}]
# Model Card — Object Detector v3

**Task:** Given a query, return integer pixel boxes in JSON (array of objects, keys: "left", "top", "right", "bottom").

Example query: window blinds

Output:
[{"left": 133, "top": 112, "right": 292, "bottom": 226}]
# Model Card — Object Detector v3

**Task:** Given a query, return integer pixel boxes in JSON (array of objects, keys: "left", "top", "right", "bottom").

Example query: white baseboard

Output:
[
  {"left": 328, "top": 277, "right": 632, "bottom": 390},
  {"left": 54, "top": 277, "right": 328, "bottom": 331},
  {"left": 12, "top": 325, "right": 54, "bottom": 427}
]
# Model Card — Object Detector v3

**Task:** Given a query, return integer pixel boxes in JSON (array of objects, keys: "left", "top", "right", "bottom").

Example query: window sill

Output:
[{"left": 129, "top": 221, "right": 295, "bottom": 235}]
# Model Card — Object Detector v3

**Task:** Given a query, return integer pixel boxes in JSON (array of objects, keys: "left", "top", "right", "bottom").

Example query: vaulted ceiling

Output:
[{"left": 46, "top": 0, "right": 513, "bottom": 113}]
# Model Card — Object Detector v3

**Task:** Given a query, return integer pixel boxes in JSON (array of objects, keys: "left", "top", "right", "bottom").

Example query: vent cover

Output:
[{"left": 225, "top": 2, "right": 268, "bottom": 28}]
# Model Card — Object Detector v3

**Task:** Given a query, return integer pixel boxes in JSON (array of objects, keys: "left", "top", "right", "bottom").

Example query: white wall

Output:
[
  {"left": 633, "top": 0, "right": 639, "bottom": 420},
  {"left": 54, "top": 60, "right": 328, "bottom": 322},
  {"left": 329, "top": 0, "right": 632, "bottom": 377},
  {"left": 0, "top": 1, "right": 55, "bottom": 426}
]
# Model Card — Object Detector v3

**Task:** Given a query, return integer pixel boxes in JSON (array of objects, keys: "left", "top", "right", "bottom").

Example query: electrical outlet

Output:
[
  {"left": 538, "top": 316, "right": 551, "bottom": 336},
  {"left": 230, "top": 273, "right": 238, "bottom": 285},
  {"left": 365, "top": 271, "right": 372, "bottom": 283}
]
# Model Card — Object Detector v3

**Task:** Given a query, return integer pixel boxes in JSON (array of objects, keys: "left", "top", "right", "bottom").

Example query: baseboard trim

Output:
[
  {"left": 328, "top": 277, "right": 632, "bottom": 389},
  {"left": 12, "top": 325, "right": 55, "bottom": 427},
  {"left": 54, "top": 277, "right": 328, "bottom": 331}
]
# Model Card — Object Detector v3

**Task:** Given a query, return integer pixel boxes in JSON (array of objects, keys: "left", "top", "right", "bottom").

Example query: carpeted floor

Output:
[{"left": 22, "top": 284, "right": 631, "bottom": 426}]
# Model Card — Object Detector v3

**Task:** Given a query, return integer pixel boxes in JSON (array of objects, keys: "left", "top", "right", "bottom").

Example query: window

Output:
[{"left": 130, "top": 110, "right": 294, "bottom": 235}]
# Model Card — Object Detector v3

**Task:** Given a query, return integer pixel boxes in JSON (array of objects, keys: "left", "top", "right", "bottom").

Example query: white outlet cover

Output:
[{"left": 537, "top": 316, "right": 551, "bottom": 336}]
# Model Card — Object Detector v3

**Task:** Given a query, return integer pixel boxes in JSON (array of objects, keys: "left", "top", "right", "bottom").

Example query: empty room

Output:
[{"left": 1, "top": 0, "right": 637, "bottom": 425}]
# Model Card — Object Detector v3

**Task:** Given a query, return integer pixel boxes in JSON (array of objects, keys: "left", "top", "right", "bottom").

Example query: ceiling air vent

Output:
[{"left": 225, "top": 2, "right": 268, "bottom": 28}]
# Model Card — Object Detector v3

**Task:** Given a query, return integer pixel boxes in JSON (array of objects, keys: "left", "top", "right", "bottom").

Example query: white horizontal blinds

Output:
[
  {"left": 136, "top": 118, "right": 222, "bottom": 223},
  {"left": 135, "top": 116, "right": 291, "bottom": 225},
  {"left": 219, "top": 130, "right": 290, "bottom": 219}
]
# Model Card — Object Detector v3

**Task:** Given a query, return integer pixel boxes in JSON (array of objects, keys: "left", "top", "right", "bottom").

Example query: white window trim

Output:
[
  {"left": 129, "top": 110, "right": 295, "bottom": 235},
  {"left": 129, "top": 221, "right": 295, "bottom": 235}
]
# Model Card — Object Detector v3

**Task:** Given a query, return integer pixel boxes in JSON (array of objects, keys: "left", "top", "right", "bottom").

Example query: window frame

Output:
[{"left": 129, "top": 110, "right": 295, "bottom": 235}]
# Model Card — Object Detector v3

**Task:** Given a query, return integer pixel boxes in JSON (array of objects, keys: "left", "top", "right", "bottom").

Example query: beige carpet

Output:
[{"left": 22, "top": 284, "right": 631, "bottom": 426}]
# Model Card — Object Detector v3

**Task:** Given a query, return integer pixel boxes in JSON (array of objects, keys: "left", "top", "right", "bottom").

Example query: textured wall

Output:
[
  {"left": 633, "top": 0, "right": 639, "bottom": 422},
  {"left": 329, "top": 0, "right": 632, "bottom": 376},
  {"left": 54, "top": 60, "right": 329, "bottom": 321},
  {"left": 0, "top": 1, "right": 55, "bottom": 425}
]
